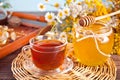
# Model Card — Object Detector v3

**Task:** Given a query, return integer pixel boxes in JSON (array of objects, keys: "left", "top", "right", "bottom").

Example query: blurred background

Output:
[
  {"left": 9, "top": 0, "right": 111, "bottom": 12},
  {"left": 10, "top": 0, "right": 66, "bottom": 11}
]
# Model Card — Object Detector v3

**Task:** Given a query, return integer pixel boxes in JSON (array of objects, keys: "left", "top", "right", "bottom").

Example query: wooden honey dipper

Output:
[{"left": 79, "top": 10, "right": 120, "bottom": 27}]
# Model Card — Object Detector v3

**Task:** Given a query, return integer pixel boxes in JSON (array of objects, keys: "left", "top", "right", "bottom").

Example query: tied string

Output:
[{"left": 76, "top": 29, "right": 112, "bottom": 57}]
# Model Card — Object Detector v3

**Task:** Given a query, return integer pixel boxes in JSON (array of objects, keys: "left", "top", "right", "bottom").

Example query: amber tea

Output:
[{"left": 31, "top": 39, "right": 66, "bottom": 70}]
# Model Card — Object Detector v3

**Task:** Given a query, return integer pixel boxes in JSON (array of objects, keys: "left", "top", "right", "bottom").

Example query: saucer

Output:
[{"left": 23, "top": 57, "right": 73, "bottom": 77}]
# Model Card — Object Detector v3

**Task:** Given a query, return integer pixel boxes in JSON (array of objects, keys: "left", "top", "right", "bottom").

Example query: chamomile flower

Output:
[
  {"left": 66, "top": 0, "right": 73, "bottom": 5},
  {"left": 45, "top": 12, "right": 55, "bottom": 22},
  {"left": 59, "top": 32, "right": 67, "bottom": 40},
  {"left": 77, "top": 2, "right": 81, "bottom": 5},
  {"left": 57, "top": 10, "right": 66, "bottom": 19},
  {"left": 38, "top": 3, "right": 46, "bottom": 11},
  {"left": 63, "top": 7, "right": 70, "bottom": 16},
  {"left": 48, "top": 20, "right": 57, "bottom": 26},
  {"left": 69, "top": 3, "right": 82, "bottom": 18},
  {"left": 0, "top": 2, "right": 3, "bottom": 6},
  {"left": 54, "top": 2, "right": 60, "bottom": 8},
  {"left": 44, "top": 0, "right": 50, "bottom": 2}
]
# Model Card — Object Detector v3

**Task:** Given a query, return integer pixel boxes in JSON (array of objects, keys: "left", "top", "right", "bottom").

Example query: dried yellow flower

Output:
[{"left": 85, "top": 0, "right": 110, "bottom": 21}]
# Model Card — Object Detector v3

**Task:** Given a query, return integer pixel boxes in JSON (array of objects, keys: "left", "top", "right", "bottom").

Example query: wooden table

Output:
[
  {"left": 0, "top": 48, "right": 120, "bottom": 80},
  {"left": 0, "top": 49, "right": 21, "bottom": 79}
]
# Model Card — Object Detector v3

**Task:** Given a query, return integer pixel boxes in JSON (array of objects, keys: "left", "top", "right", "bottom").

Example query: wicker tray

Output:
[{"left": 11, "top": 49, "right": 117, "bottom": 80}]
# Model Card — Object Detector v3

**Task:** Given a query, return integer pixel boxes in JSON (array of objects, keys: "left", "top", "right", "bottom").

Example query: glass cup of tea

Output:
[
  {"left": 22, "top": 33, "right": 73, "bottom": 75},
  {"left": 73, "top": 21, "right": 114, "bottom": 66}
]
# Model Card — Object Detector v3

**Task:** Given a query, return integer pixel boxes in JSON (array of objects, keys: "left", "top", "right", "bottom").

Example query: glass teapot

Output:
[{"left": 0, "top": 7, "right": 7, "bottom": 25}]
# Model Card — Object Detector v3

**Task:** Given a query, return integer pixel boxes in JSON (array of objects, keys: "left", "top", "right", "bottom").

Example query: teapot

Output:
[{"left": 0, "top": 7, "right": 8, "bottom": 25}]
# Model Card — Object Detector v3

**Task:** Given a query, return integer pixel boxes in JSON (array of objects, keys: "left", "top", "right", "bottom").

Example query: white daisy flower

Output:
[
  {"left": 45, "top": 31, "right": 55, "bottom": 36},
  {"left": 69, "top": 3, "right": 82, "bottom": 18},
  {"left": 38, "top": 3, "right": 46, "bottom": 11},
  {"left": 45, "top": 31, "right": 56, "bottom": 39},
  {"left": 0, "top": 2, "right": 3, "bottom": 6},
  {"left": 60, "top": 32, "right": 67, "bottom": 39},
  {"left": 44, "top": 0, "right": 50, "bottom": 2},
  {"left": 45, "top": 12, "right": 55, "bottom": 22},
  {"left": 57, "top": 9, "right": 66, "bottom": 19},
  {"left": 66, "top": 0, "right": 73, "bottom": 4},
  {"left": 59, "top": 32, "right": 67, "bottom": 41},
  {"left": 63, "top": 7, "right": 70, "bottom": 17},
  {"left": 48, "top": 20, "right": 57, "bottom": 26},
  {"left": 77, "top": 1, "right": 82, "bottom": 5}
]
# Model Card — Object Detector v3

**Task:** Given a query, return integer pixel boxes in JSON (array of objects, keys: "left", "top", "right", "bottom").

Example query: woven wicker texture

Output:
[{"left": 11, "top": 50, "right": 117, "bottom": 80}]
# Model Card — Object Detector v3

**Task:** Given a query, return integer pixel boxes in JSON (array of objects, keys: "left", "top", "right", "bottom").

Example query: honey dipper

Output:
[{"left": 79, "top": 10, "right": 120, "bottom": 27}]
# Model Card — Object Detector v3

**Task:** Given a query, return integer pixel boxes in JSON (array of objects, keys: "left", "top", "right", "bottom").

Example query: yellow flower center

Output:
[
  {"left": 59, "top": 12, "right": 63, "bottom": 17},
  {"left": 64, "top": 10, "right": 68, "bottom": 14},
  {"left": 45, "top": 0, "right": 49, "bottom": 2},
  {"left": 66, "top": 0, "right": 73, "bottom": 4},
  {"left": 77, "top": 2, "right": 81, "bottom": 5},
  {"left": 39, "top": 5, "right": 44, "bottom": 9},
  {"left": 48, "top": 15, "right": 52, "bottom": 19},
  {"left": 54, "top": 3, "right": 60, "bottom": 8},
  {"left": 49, "top": 21, "right": 56, "bottom": 26}
]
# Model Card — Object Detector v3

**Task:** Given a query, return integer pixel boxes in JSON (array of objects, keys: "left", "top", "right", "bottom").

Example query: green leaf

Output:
[{"left": 1, "top": 2, "right": 12, "bottom": 9}]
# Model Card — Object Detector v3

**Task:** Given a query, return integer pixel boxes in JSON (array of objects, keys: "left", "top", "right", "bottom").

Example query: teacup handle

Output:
[{"left": 22, "top": 45, "right": 31, "bottom": 59}]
